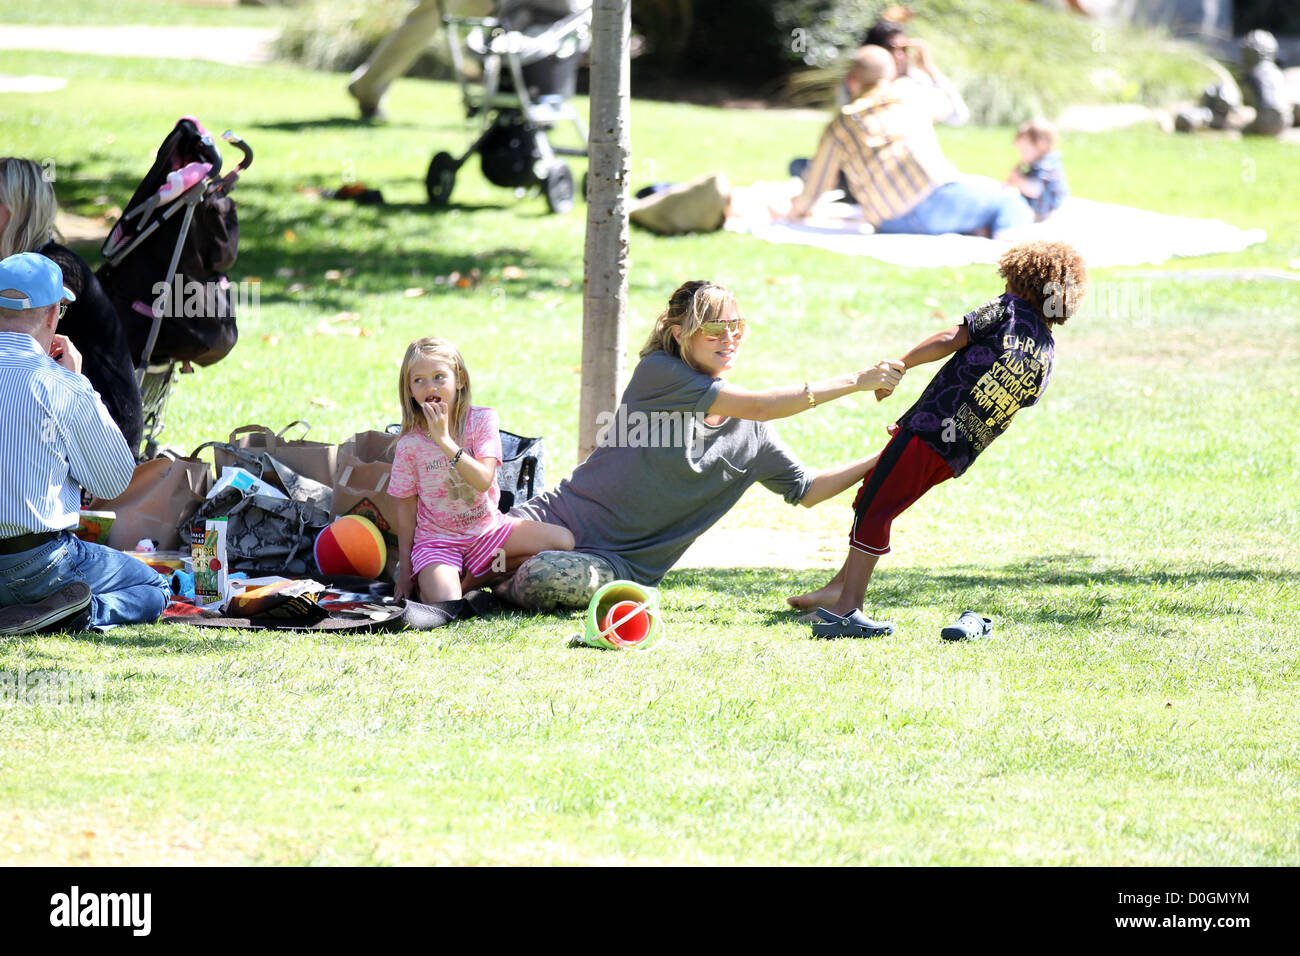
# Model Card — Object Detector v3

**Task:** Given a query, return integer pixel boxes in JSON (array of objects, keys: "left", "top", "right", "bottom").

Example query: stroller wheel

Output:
[
  {"left": 426, "top": 151, "right": 457, "bottom": 207},
  {"left": 543, "top": 163, "right": 575, "bottom": 215}
]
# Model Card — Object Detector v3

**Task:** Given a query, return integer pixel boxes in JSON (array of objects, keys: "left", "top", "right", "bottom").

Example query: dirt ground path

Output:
[{"left": 0, "top": 24, "right": 276, "bottom": 66}]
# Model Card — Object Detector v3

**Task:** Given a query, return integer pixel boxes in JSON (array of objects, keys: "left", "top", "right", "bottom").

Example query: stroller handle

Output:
[{"left": 222, "top": 130, "right": 254, "bottom": 173}]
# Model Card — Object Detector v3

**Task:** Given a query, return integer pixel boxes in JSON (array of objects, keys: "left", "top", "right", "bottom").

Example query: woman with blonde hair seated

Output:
[{"left": 0, "top": 157, "right": 142, "bottom": 449}]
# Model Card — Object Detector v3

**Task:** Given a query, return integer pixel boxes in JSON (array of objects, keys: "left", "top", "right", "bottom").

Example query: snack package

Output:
[
  {"left": 190, "top": 518, "right": 229, "bottom": 609},
  {"left": 76, "top": 510, "right": 116, "bottom": 544}
]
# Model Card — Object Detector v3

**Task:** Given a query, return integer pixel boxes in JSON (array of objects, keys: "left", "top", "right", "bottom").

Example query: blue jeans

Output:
[
  {"left": 0, "top": 533, "right": 169, "bottom": 629},
  {"left": 877, "top": 176, "right": 1034, "bottom": 238}
]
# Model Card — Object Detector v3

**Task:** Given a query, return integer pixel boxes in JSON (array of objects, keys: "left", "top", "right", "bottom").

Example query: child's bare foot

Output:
[{"left": 787, "top": 581, "right": 842, "bottom": 611}]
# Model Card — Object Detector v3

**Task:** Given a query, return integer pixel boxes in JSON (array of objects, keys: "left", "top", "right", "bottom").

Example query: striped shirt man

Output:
[
  {"left": 790, "top": 80, "right": 960, "bottom": 226},
  {"left": 0, "top": 331, "right": 134, "bottom": 539}
]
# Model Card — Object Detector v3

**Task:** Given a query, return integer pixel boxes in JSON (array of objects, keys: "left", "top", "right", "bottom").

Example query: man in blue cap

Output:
[{"left": 0, "top": 252, "right": 170, "bottom": 633}]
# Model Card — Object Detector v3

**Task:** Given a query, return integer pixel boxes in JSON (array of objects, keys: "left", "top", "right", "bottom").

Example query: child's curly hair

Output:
[{"left": 998, "top": 240, "right": 1088, "bottom": 326}]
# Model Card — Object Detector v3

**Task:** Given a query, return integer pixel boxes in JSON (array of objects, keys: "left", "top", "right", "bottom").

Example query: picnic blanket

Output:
[
  {"left": 724, "top": 180, "right": 1267, "bottom": 269},
  {"left": 161, "top": 576, "right": 499, "bottom": 631},
  {"left": 161, "top": 576, "right": 404, "bottom": 631}
]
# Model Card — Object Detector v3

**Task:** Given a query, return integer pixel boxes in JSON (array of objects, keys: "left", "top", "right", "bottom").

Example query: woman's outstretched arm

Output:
[
  {"left": 799, "top": 452, "right": 880, "bottom": 508},
  {"left": 709, "top": 360, "right": 905, "bottom": 422}
]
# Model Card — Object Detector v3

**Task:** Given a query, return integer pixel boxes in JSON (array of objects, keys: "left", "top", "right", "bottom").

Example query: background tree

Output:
[{"left": 579, "top": 0, "right": 631, "bottom": 462}]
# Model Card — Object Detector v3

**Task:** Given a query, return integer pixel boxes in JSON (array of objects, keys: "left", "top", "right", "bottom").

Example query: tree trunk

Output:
[{"left": 579, "top": 0, "right": 631, "bottom": 463}]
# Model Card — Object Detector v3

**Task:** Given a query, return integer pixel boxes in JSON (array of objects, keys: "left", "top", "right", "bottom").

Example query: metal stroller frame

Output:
[
  {"left": 427, "top": 0, "right": 591, "bottom": 214},
  {"left": 100, "top": 127, "right": 253, "bottom": 459}
]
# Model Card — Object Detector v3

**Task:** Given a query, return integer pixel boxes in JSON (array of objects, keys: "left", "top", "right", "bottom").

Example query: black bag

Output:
[
  {"left": 185, "top": 487, "right": 330, "bottom": 577},
  {"left": 497, "top": 430, "right": 544, "bottom": 512},
  {"left": 97, "top": 118, "right": 241, "bottom": 367},
  {"left": 183, "top": 438, "right": 333, "bottom": 576}
]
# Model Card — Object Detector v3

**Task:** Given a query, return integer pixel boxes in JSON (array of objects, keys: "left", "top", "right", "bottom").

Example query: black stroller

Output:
[
  {"left": 97, "top": 117, "right": 253, "bottom": 459},
  {"left": 427, "top": 0, "right": 591, "bottom": 214}
]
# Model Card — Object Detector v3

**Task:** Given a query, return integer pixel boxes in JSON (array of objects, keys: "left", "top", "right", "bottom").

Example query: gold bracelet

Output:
[{"left": 803, "top": 382, "right": 817, "bottom": 408}]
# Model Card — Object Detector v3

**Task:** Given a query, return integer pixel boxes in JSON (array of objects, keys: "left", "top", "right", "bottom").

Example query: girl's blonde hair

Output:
[
  {"left": 398, "top": 337, "right": 472, "bottom": 442},
  {"left": 639, "top": 280, "right": 739, "bottom": 372},
  {"left": 0, "top": 157, "right": 60, "bottom": 258}
]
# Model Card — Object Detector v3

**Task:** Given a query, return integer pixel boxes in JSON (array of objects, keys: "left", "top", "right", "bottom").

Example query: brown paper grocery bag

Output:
[
  {"left": 334, "top": 429, "right": 398, "bottom": 479},
  {"left": 88, "top": 453, "right": 212, "bottom": 550},
  {"left": 224, "top": 421, "right": 338, "bottom": 487},
  {"left": 331, "top": 465, "right": 400, "bottom": 582}
]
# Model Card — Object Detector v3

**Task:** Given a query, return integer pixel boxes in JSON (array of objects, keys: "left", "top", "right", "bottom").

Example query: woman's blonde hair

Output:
[
  {"left": 0, "top": 157, "right": 59, "bottom": 258},
  {"left": 398, "top": 337, "right": 472, "bottom": 442},
  {"left": 639, "top": 280, "right": 739, "bottom": 372}
]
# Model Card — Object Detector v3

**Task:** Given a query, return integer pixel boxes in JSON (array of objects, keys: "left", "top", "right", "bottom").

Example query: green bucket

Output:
[{"left": 581, "top": 579, "right": 662, "bottom": 650}]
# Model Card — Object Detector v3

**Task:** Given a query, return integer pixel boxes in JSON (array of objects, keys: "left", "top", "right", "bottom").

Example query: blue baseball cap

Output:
[{"left": 0, "top": 252, "right": 76, "bottom": 310}]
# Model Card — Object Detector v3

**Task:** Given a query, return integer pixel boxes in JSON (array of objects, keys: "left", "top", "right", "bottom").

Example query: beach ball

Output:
[{"left": 314, "top": 515, "right": 386, "bottom": 579}]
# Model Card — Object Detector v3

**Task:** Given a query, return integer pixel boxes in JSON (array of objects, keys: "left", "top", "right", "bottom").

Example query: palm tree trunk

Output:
[{"left": 579, "top": 0, "right": 631, "bottom": 463}]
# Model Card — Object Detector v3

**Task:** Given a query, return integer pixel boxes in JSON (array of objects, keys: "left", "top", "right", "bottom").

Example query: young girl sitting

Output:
[{"left": 390, "top": 337, "right": 574, "bottom": 603}]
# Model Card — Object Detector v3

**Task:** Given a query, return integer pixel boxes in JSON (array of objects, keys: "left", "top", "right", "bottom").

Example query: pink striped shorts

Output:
[{"left": 411, "top": 516, "right": 520, "bottom": 577}]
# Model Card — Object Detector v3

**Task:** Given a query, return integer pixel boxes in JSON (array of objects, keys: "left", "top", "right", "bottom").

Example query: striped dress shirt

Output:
[
  {"left": 791, "top": 81, "right": 960, "bottom": 225},
  {"left": 0, "top": 331, "right": 135, "bottom": 539}
]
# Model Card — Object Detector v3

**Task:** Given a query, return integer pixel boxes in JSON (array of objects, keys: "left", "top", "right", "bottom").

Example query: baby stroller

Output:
[
  {"left": 427, "top": 0, "right": 591, "bottom": 214},
  {"left": 96, "top": 117, "right": 253, "bottom": 459}
]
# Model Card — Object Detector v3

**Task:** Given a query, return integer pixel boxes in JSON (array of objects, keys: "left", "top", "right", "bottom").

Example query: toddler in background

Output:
[{"left": 1007, "top": 120, "right": 1069, "bottom": 222}]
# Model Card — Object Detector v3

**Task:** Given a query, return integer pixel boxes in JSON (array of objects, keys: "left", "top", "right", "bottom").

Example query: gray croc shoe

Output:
[
  {"left": 941, "top": 611, "right": 993, "bottom": 641},
  {"left": 810, "top": 607, "right": 896, "bottom": 639},
  {"left": 0, "top": 581, "right": 92, "bottom": 635}
]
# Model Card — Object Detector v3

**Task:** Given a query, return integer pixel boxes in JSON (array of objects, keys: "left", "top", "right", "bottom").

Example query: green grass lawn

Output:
[{"left": 1, "top": 49, "right": 1297, "bottom": 865}]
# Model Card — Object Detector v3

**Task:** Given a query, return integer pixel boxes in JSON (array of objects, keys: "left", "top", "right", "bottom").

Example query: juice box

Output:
[{"left": 190, "top": 518, "right": 229, "bottom": 609}]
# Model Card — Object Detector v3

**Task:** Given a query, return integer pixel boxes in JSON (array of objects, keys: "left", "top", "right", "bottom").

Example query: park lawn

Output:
[{"left": 0, "top": 51, "right": 1297, "bottom": 865}]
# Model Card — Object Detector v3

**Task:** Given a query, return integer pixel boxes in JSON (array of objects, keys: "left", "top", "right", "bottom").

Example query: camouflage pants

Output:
[{"left": 501, "top": 550, "right": 617, "bottom": 611}]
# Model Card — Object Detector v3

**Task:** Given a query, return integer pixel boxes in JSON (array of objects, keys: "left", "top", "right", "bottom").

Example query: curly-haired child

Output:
[{"left": 789, "top": 240, "right": 1089, "bottom": 636}]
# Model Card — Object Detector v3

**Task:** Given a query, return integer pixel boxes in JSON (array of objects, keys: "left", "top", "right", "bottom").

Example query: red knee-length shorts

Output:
[{"left": 850, "top": 430, "right": 954, "bottom": 555}]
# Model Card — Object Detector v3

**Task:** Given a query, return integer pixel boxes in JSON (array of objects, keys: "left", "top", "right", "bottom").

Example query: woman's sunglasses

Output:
[{"left": 698, "top": 318, "right": 746, "bottom": 341}]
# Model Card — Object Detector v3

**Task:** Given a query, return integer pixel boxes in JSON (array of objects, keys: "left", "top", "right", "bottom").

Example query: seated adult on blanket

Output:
[
  {"left": 0, "top": 252, "right": 169, "bottom": 634},
  {"left": 786, "top": 46, "right": 1031, "bottom": 238},
  {"left": 501, "top": 280, "right": 907, "bottom": 610}
]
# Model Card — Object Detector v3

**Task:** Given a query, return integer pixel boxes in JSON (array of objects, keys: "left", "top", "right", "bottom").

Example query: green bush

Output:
[{"left": 777, "top": 0, "right": 1218, "bottom": 124}]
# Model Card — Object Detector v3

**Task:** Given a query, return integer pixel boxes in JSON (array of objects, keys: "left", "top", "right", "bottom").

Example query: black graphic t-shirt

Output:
[{"left": 896, "top": 293, "right": 1055, "bottom": 477}]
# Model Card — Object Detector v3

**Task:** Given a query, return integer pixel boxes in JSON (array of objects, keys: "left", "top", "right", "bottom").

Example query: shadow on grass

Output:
[
  {"left": 247, "top": 117, "right": 410, "bottom": 133},
  {"left": 19, "top": 554, "right": 1287, "bottom": 655},
  {"left": 664, "top": 555, "right": 1298, "bottom": 629},
  {"left": 50, "top": 158, "right": 583, "bottom": 310}
]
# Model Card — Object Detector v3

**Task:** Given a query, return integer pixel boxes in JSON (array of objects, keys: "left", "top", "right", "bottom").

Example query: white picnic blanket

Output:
[{"left": 724, "top": 181, "right": 1267, "bottom": 269}]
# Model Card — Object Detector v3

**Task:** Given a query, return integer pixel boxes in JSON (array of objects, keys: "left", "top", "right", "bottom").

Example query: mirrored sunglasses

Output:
[{"left": 698, "top": 318, "right": 746, "bottom": 340}]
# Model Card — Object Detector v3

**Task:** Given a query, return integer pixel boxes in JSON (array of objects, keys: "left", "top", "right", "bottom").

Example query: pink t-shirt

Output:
[{"left": 389, "top": 406, "right": 504, "bottom": 542}]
